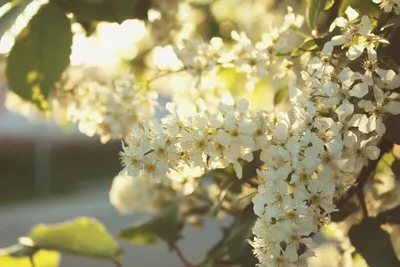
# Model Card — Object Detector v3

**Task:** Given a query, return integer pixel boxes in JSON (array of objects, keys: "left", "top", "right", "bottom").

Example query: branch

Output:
[
  {"left": 335, "top": 139, "right": 393, "bottom": 208},
  {"left": 29, "top": 256, "right": 36, "bottom": 267},
  {"left": 113, "top": 259, "right": 124, "bottom": 267},
  {"left": 171, "top": 243, "right": 194, "bottom": 267}
]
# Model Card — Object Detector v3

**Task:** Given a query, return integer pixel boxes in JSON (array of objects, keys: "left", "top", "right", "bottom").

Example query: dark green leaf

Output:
[
  {"left": 331, "top": 201, "right": 359, "bottom": 222},
  {"left": 0, "top": 248, "right": 60, "bottom": 267},
  {"left": 118, "top": 203, "right": 183, "bottom": 246},
  {"left": 307, "top": 0, "right": 333, "bottom": 30},
  {"left": 0, "top": 1, "right": 32, "bottom": 40},
  {"left": 29, "top": 217, "right": 122, "bottom": 260},
  {"left": 377, "top": 205, "right": 400, "bottom": 224},
  {"left": 225, "top": 207, "right": 256, "bottom": 261},
  {"left": 349, "top": 218, "right": 400, "bottom": 267},
  {"left": 274, "top": 87, "right": 288, "bottom": 105},
  {"left": 6, "top": 3, "right": 72, "bottom": 109},
  {"left": 392, "top": 160, "right": 400, "bottom": 180},
  {"left": 53, "top": 0, "right": 152, "bottom": 23},
  {"left": 385, "top": 115, "right": 400, "bottom": 144}
]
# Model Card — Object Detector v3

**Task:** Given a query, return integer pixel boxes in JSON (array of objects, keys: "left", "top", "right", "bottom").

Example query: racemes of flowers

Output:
[
  {"left": 118, "top": 6, "right": 400, "bottom": 267},
  {"left": 55, "top": 69, "right": 158, "bottom": 143}
]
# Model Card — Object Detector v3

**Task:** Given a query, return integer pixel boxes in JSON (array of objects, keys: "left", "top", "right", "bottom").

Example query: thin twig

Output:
[
  {"left": 335, "top": 139, "right": 393, "bottom": 208},
  {"left": 112, "top": 259, "right": 124, "bottom": 267},
  {"left": 357, "top": 188, "right": 369, "bottom": 218},
  {"left": 171, "top": 243, "right": 194, "bottom": 267},
  {"left": 29, "top": 256, "right": 36, "bottom": 267}
]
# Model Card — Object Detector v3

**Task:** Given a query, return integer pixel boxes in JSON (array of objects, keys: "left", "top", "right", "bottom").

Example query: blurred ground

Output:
[{"left": 0, "top": 181, "right": 228, "bottom": 267}]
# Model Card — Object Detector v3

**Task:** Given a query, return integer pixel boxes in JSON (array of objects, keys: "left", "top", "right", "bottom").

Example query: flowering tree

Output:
[{"left": 1, "top": 0, "right": 400, "bottom": 266}]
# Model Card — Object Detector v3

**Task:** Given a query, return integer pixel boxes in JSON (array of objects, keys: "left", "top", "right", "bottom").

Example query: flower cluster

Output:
[
  {"left": 251, "top": 8, "right": 400, "bottom": 266},
  {"left": 118, "top": 6, "right": 400, "bottom": 266},
  {"left": 372, "top": 0, "right": 400, "bottom": 14},
  {"left": 173, "top": 7, "right": 304, "bottom": 91},
  {"left": 56, "top": 69, "right": 158, "bottom": 143}
]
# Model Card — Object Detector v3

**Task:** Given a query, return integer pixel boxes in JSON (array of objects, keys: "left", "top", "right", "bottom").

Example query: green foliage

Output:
[
  {"left": 307, "top": 0, "right": 334, "bottom": 30},
  {"left": 0, "top": 1, "right": 32, "bottom": 39},
  {"left": 273, "top": 86, "right": 288, "bottom": 105},
  {"left": 118, "top": 203, "right": 183, "bottom": 246},
  {"left": 0, "top": 247, "right": 60, "bottom": 267},
  {"left": 6, "top": 3, "right": 72, "bottom": 110},
  {"left": 29, "top": 217, "right": 122, "bottom": 260},
  {"left": 339, "top": 0, "right": 380, "bottom": 17},
  {"left": 331, "top": 201, "right": 359, "bottom": 222},
  {"left": 349, "top": 218, "right": 400, "bottom": 267},
  {"left": 53, "top": 0, "right": 152, "bottom": 23}
]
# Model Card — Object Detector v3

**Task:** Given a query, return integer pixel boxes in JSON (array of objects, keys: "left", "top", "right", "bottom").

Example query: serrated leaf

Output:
[
  {"left": 29, "top": 217, "right": 122, "bottom": 260},
  {"left": 349, "top": 218, "right": 400, "bottom": 267},
  {"left": 53, "top": 0, "right": 151, "bottom": 23},
  {"left": 0, "top": 1, "right": 32, "bottom": 39},
  {"left": 0, "top": 249, "right": 60, "bottom": 267},
  {"left": 331, "top": 201, "right": 359, "bottom": 222},
  {"left": 377, "top": 205, "right": 400, "bottom": 224},
  {"left": 307, "top": 0, "right": 333, "bottom": 30},
  {"left": 118, "top": 203, "right": 183, "bottom": 246},
  {"left": 274, "top": 87, "right": 289, "bottom": 105},
  {"left": 6, "top": 3, "right": 72, "bottom": 110}
]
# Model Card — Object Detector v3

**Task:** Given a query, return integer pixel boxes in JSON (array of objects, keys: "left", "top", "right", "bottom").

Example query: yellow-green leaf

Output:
[
  {"left": 119, "top": 203, "right": 183, "bottom": 246},
  {"left": 29, "top": 217, "right": 122, "bottom": 260},
  {"left": 0, "top": 249, "right": 60, "bottom": 267},
  {"left": 6, "top": 3, "right": 72, "bottom": 110}
]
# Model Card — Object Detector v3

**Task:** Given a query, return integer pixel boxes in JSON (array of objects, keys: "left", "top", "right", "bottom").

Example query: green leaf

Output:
[
  {"left": 273, "top": 87, "right": 288, "bottom": 105},
  {"left": 339, "top": 0, "right": 380, "bottom": 17},
  {"left": 377, "top": 205, "right": 400, "bottom": 224},
  {"left": 0, "top": 249, "right": 60, "bottom": 267},
  {"left": 118, "top": 203, "right": 183, "bottom": 246},
  {"left": 331, "top": 201, "right": 359, "bottom": 222},
  {"left": 307, "top": 0, "right": 333, "bottom": 30},
  {"left": 29, "top": 217, "right": 122, "bottom": 260},
  {"left": 225, "top": 207, "right": 256, "bottom": 261},
  {"left": 53, "top": 0, "right": 152, "bottom": 23},
  {"left": 349, "top": 218, "right": 400, "bottom": 267},
  {"left": 385, "top": 115, "right": 400, "bottom": 144},
  {"left": 6, "top": 3, "right": 72, "bottom": 109},
  {"left": 323, "top": 0, "right": 335, "bottom": 10},
  {"left": 392, "top": 160, "right": 400, "bottom": 180},
  {"left": 0, "top": 1, "right": 32, "bottom": 39}
]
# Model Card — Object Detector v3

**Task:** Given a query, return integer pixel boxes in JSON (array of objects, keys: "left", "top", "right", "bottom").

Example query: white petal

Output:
[
  {"left": 345, "top": 7, "right": 359, "bottom": 21},
  {"left": 237, "top": 99, "right": 249, "bottom": 113},
  {"left": 383, "top": 101, "right": 400, "bottom": 115},
  {"left": 376, "top": 68, "right": 397, "bottom": 84},
  {"left": 335, "top": 17, "right": 349, "bottom": 27},
  {"left": 322, "top": 41, "right": 333, "bottom": 54},
  {"left": 346, "top": 44, "right": 365, "bottom": 60},
  {"left": 359, "top": 16, "right": 371, "bottom": 36},
  {"left": 350, "top": 83, "right": 369, "bottom": 98},
  {"left": 331, "top": 35, "right": 347, "bottom": 46}
]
